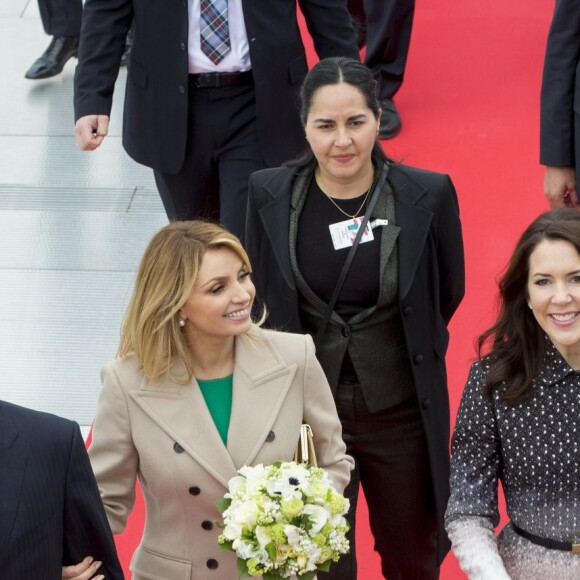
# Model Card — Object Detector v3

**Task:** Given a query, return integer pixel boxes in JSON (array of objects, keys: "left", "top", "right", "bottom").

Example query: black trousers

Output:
[
  {"left": 38, "top": 0, "right": 82, "bottom": 36},
  {"left": 154, "top": 82, "right": 266, "bottom": 244},
  {"left": 324, "top": 382, "right": 439, "bottom": 580},
  {"left": 346, "top": 0, "right": 415, "bottom": 100}
]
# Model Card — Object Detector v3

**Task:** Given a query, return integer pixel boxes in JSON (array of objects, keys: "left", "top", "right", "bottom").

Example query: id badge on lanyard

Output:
[{"left": 328, "top": 216, "right": 375, "bottom": 250}]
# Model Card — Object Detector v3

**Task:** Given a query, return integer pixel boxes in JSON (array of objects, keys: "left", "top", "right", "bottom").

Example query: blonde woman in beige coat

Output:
[{"left": 88, "top": 221, "right": 353, "bottom": 580}]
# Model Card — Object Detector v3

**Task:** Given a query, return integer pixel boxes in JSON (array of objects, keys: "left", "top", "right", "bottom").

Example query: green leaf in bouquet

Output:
[
  {"left": 265, "top": 542, "right": 277, "bottom": 562},
  {"left": 296, "top": 571, "right": 316, "bottom": 580},
  {"left": 236, "top": 557, "right": 250, "bottom": 577},
  {"left": 215, "top": 496, "right": 232, "bottom": 513},
  {"left": 317, "top": 559, "right": 332, "bottom": 572}
]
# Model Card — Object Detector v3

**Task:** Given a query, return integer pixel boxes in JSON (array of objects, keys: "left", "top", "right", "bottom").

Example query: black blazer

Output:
[
  {"left": 0, "top": 401, "right": 123, "bottom": 580},
  {"left": 245, "top": 162, "right": 465, "bottom": 564},
  {"left": 73, "top": 0, "right": 358, "bottom": 174},
  {"left": 540, "top": 0, "right": 580, "bottom": 173}
]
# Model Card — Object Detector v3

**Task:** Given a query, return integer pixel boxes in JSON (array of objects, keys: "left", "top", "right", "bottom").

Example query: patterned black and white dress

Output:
[{"left": 445, "top": 341, "right": 580, "bottom": 579}]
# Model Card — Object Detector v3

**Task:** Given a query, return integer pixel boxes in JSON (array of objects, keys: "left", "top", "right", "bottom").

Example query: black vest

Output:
[{"left": 289, "top": 164, "right": 415, "bottom": 412}]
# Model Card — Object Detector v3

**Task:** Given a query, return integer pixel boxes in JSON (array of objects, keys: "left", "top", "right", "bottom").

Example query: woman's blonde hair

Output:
[{"left": 119, "top": 220, "right": 253, "bottom": 382}]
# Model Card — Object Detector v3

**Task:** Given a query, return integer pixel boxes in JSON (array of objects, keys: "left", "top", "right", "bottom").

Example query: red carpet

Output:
[{"left": 108, "top": 1, "right": 556, "bottom": 577}]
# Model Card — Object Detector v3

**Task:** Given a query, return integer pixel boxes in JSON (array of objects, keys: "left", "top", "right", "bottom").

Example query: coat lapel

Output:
[
  {"left": 128, "top": 328, "right": 296, "bottom": 487},
  {"left": 227, "top": 328, "right": 297, "bottom": 469},
  {"left": 257, "top": 171, "right": 297, "bottom": 290},
  {"left": 128, "top": 364, "right": 238, "bottom": 488},
  {"left": 374, "top": 186, "right": 400, "bottom": 307},
  {"left": 390, "top": 167, "right": 433, "bottom": 301},
  {"left": 0, "top": 404, "right": 26, "bottom": 553}
]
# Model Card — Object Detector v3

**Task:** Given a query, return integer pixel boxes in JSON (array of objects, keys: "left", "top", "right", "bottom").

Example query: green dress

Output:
[{"left": 196, "top": 375, "right": 233, "bottom": 446}]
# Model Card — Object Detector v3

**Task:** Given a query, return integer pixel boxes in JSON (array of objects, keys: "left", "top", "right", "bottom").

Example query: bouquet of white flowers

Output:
[{"left": 217, "top": 461, "right": 350, "bottom": 579}]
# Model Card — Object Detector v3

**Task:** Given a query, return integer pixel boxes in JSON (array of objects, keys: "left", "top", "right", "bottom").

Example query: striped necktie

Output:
[{"left": 200, "top": 0, "right": 231, "bottom": 65}]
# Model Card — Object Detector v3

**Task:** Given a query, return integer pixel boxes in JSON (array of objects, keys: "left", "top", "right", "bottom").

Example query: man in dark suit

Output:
[
  {"left": 346, "top": 0, "right": 415, "bottom": 138},
  {"left": 540, "top": 0, "right": 580, "bottom": 208},
  {"left": 0, "top": 400, "right": 123, "bottom": 579},
  {"left": 73, "top": 0, "right": 359, "bottom": 242}
]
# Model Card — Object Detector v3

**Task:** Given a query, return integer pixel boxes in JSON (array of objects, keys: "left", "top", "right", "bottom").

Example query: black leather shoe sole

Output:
[{"left": 25, "top": 36, "right": 79, "bottom": 80}]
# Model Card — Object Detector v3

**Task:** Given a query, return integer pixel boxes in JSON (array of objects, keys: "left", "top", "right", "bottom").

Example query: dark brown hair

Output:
[{"left": 479, "top": 208, "right": 580, "bottom": 404}]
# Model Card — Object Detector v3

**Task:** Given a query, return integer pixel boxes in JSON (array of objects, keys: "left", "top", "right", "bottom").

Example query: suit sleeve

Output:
[
  {"left": 540, "top": 0, "right": 580, "bottom": 167},
  {"left": 246, "top": 174, "right": 266, "bottom": 302},
  {"left": 63, "top": 422, "right": 124, "bottom": 579},
  {"left": 435, "top": 175, "right": 465, "bottom": 325},
  {"left": 88, "top": 363, "right": 139, "bottom": 534},
  {"left": 73, "top": 0, "right": 133, "bottom": 120},
  {"left": 297, "top": 0, "right": 359, "bottom": 60},
  {"left": 444, "top": 362, "right": 509, "bottom": 580},
  {"left": 301, "top": 335, "right": 354, "bottom": 492}
]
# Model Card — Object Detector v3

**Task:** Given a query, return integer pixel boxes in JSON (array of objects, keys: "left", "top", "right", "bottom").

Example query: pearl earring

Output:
[
  {"left": 527, "top": 303, "right": 532, "bottom": 310},
  {"left": 179, "top": 318, "right": 186, "bottom": 327}
]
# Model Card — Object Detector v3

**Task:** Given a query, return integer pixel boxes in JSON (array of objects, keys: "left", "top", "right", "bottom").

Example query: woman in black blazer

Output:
[{"left": 245, "top": 57, "right": 465, "bottom": 579}]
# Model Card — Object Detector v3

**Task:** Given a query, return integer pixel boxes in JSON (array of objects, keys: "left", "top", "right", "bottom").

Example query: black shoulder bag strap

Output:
[{"left": 314, "top": 163, "right": 390, "bottom": 348}]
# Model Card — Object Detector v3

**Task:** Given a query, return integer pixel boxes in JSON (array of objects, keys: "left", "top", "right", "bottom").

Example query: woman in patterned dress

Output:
[{"left": 446, "top": 208, "right": 580, "bottom": 579}]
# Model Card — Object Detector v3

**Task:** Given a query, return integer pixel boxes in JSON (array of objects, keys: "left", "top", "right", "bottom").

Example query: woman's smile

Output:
[{"left": 224, "top": 307, "right": 251, "bottom": 320}]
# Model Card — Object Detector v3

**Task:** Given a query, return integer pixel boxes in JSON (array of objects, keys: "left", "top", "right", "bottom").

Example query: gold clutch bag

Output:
[{"left": 293, "top": 423, "right": 318, "bottom": 467}]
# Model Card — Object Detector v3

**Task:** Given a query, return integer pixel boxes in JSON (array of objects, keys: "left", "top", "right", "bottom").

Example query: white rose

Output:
[
  {"left": 302, "top": 504, "right": 329, "bottom": 535},
  {"left": 283, "top": 524, "right": 302, "bottom": 546},
  {"left": 222, "top": 521, "right": 243, "bottom": 541},
  {"left": 227, "top": 475, "right": 247, "bottom": 496},
  {"left": 234, "top": 500, "right": 260, "bottom": 528},
  {"left": 233, "top": 539, "right": 259, "bottom": 560}
]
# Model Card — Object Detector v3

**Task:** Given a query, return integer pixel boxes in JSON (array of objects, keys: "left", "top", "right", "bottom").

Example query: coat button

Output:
[
  {"left": 179, "top": 41, "right": 186, "bottom": 51},
  {"left": 403, "top": 306, "right": 413, "bottom": 317},
  {"left": 188, "top": 486, "right": 200, "bottom": 496},
  {"left": 173, "top": 442, "right": 185, "bottom": 453},
  {"left": 265, "top": 430, "right": 275, "bottom": 442},
  {"left": 178, "top": 84, "right": 186, "bottom": 94},
  {"left": 341, "top": 327, "right": 350, "bottom": 338},
  {"left": 202, "top": 520, "right": 214, "bottom": 531},
  {"left": 206, "top": 559, "right": 219, "bottom": 570},
  {"left": 413, "top": 354, "right": 424, "bottom": 364},
  {"left": 421, "top": 397, "right": 430, "bottom": 409}
]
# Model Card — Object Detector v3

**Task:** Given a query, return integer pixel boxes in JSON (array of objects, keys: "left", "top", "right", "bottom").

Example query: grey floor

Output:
[{"left": 0, "top": 2, "right": 167, "bottom": 432}]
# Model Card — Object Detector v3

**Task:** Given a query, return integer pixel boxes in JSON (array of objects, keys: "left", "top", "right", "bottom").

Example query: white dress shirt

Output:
[{"left": 188, "top": 0, "right": 251, "bottom": 73}]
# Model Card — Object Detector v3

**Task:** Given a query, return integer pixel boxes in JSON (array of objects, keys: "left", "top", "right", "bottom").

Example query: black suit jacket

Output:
[
  {"left": 245, "top": 162, "right": 465, "bottom": 564},
  {"left": 73, "top": 0, "right": 358, "bottom": 174},
  {"left": 540, "top": 0, "right": 580, "bottom": 174},
  {"left": 0, "top": 401, "right": 123, "bottom": 580}
]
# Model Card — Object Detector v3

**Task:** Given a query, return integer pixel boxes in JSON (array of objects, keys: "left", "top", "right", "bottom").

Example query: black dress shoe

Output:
[
  {"left": 25, "top": 35, "right": 79, "bottom": 80},
  {"left": 378, "top": 98, "right": 402, "bottom": 139}
]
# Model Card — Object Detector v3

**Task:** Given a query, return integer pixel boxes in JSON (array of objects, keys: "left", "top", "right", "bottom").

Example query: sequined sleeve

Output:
[{"left": 445, "top": 361, "right": 511, "bottom": 579}]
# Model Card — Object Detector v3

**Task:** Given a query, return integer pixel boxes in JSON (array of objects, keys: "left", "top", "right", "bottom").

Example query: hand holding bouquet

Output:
[{"left": 217, "top": 461, "right": 350, "bottom": 579}]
